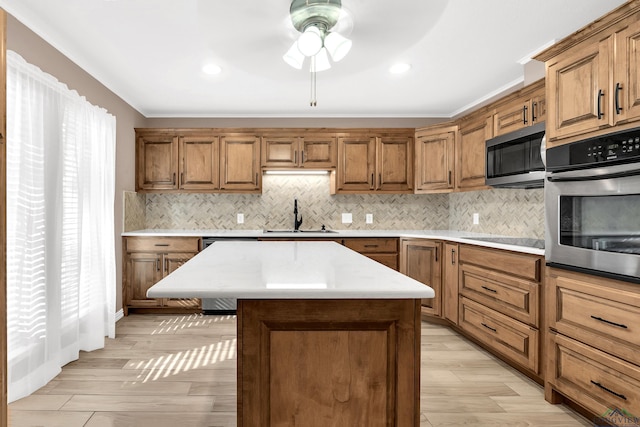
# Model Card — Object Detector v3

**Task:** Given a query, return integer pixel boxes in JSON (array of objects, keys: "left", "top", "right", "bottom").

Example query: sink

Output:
[{"left": 263, "top": 229, "right": 337, "bottom": 234}]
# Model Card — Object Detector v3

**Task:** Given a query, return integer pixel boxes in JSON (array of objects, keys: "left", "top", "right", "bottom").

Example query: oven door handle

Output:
[{"left": 547, "top": 163, "right": 640, "bottom": 182}]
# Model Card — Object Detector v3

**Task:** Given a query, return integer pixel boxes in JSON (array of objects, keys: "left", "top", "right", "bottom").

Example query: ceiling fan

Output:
[{"left": 283, "top": 0, "right": 353, "bottom": 106}]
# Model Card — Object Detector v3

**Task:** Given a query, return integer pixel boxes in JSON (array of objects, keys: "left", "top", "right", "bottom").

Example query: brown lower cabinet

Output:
[
  {"left": 343, "top": 237, "right": 399, "bottom": 270},
  {"left": 399, "top": 238, "right": 442, "bottom": 317},
  {"left": 457, "top": 244, "right": 543, "bottom": 378},
  {"left": 123, "top": 236, "right": 201, "bottom": 315},
  {"left": 237, "top": 298, "right": 422, "bottom": 426},
  {"left": 545, "top": 267, "right": 640, "bottom": 421}
]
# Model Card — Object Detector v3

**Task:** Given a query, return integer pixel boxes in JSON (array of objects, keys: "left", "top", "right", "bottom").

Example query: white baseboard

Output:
[{"left": 115, "top": 309, "right": 124, "bottom": 322}]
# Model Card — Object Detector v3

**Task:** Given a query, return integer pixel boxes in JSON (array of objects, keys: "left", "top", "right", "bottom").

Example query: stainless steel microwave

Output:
[{"left": 485, "top": 122, "right": 546, "bottom": 188}]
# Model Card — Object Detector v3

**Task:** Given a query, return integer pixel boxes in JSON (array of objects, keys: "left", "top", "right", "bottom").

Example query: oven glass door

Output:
[
  {"left": 559, "top": 194, "right": 640, "bottom": 254},
  {"left": 545, "top": 162, "right": 640, "bottom": 280}
]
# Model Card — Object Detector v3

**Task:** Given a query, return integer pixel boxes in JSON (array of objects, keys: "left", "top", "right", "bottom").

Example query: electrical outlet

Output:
[
  {"left": 365, "top": 213, "right": 373, "bottom": 224},
  {"left": 342, "top": 213, "right": 352, "bottom": 224},
  {"left": 237, "top": 213, "right": 244, "bottom": 224},
  {"left": 473, "top": 213, "right": 479, "bottom": 225}
]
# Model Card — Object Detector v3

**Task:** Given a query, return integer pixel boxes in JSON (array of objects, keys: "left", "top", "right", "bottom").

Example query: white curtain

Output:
[{"left": 5, "top": 50, "right": 117, "bottom": 402}]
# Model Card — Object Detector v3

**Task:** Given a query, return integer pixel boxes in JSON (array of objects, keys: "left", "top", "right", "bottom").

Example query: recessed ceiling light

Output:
[
  {"left": 202, "top": 63, "right": 222, "bottom": 75},
  {"left": 389, "top": 63, "right": 411, "bottom": 74}
]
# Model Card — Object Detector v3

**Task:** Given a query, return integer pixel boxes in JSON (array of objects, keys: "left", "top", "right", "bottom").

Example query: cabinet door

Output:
[
  {"left": 400, "top": 239, "right": 442, "bottom": 317},
  {"left": 126, "top": 252, "right": 163, "bottom": 308},
  {"left": 136, "top": 134, "right": 178, "bottom": 191},
  {"left": 493, "top": 98, "right": 533, "bottom": 137},
  {"left": 377, "top": 136, "right": 413, "bottom": 192},
  {"left": 616, "top": 21, "right": 640, "bottom": 125},
  {"left": 335, "top": 136, "right": 376, "bottom": 191},
  {"left": 180, "top": 135, "right": 219, "bottom": 190},
  {"left": 220, "top": 135, "right": 261, "bottom": 191},
  {"left": 443, "top": 243, "right": 459, "bottom": 325},
  {"left": 546, "top": 39, "right": 611, "bottom": 144},
  {"left": 531, "top": 91, "right": 547, "bottom": 125},
  {"left": 163, "top": 252, "right": 200, "bottom": 309},
  {"left": 301, "top": 135, "right": 337, "bottom": 169},
  {"left": 456, "top": 115, "right": 491, "bottom": 191},
  {"left": 415, "top": 131, "right": 455, "bottom": 192},
  {"left": 262, "top": 137, "right": 298, "bottom": 168}
]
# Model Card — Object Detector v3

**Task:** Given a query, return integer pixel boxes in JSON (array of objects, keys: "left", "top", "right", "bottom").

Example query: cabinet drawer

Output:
[
  {"left": 549, "top": 333, "right": 640, "bottom": 420},
  {"left": 459, "top": 297, "right": 538, "bottom": 373},
  {"left": 549, "top": 268, "right": 640, "bottom": 366},
  {"left": 365, "top": 253, "right": 398, "bottom": 271},
  {"left": 343, "top": 238, "right": 398, "bottom": 253},
  {"left": 459, "top": 245, "right": 541, "bottom": 282},
  {"left": 460, "top": 264, "right": 539, "bottom": 326},
  {"left": 125, "top": 236, "right": 200, "bottom": 253}
]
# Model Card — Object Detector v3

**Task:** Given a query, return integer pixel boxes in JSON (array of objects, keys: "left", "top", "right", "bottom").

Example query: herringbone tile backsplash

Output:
[{"left": 124, "top": 175, "right": 545, "bottom": 239}]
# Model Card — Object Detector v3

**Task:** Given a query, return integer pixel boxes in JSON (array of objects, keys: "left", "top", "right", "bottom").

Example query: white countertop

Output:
[
  {"left": 147, "top": 241, "right": 435, "bottom": 299},
  {"left": 123, "top": 229, "right": 545, "bottom": 256}
]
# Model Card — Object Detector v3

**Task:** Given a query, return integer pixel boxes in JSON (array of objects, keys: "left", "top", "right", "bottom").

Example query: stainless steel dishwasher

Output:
[{"left": 201, "top": 237, "right": 258, "bottom": 315}]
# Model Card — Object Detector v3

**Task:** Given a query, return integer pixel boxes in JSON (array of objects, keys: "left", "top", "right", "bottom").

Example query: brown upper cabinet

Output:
[
  {"left": 261, "top": 134, "right": 337, "bottom": 169},
  {"left": 332, "top": 133, "right": 414, "bottom": 194},
  {"left": 536, "top": 2, "right": 640, "bottom": 147},
  {"left": 493, "top": 79, "right": 546, "bottom": 137},
  {"left": 180, "top": 135, "right": 219, "bottom": 191},
  {"left": 415, "top": 124, "right": 456, "bottom": 193},
  {"left": 137, "top": 133, "right": 179, "bottom": 191},
  {"left": 220, "top": 135, "right": 261, "bottom": 192},
  {"left": 456, "top": 111, "right": 492, "bottom": 191},
  {"left": 135, "top": 130, "right": 261, "bottom": 193}
]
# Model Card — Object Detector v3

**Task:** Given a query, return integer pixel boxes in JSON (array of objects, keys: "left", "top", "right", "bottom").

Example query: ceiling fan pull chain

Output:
[{"left": 310, "top": 56, "right": 317, "bottom": 106}]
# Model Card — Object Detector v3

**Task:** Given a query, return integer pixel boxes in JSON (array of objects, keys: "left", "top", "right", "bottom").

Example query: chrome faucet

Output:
[{"left": 294, "top": 199, "right": 303, "bottom": 231}]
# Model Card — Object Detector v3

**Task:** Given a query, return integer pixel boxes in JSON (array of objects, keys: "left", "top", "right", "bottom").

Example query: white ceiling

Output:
[{"left": 0, "top": 0, "right": 627, "bottom": 118}]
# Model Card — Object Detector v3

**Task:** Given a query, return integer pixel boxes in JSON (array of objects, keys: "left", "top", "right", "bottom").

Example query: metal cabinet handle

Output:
[
  {"left": 435, "top": 247, "right": 438, "bottom": 262},
  {"left": 301, "top": 150, "right": 305, "bottom": 163},
  {"left": 532, "top": 102, "right": 537, "bottom": 122},
  {"left": 481, "top": 285, "right": 497, "bottom": 293},
  {"left": 481, "top": 323, "right": 497, "bottom": 333},
  {"left": 370, "top": 173, "right": 374, "bottom": 189},
  {"left": 615, "top": 82, "right": 623, "bottom": 114},
  {"left": 156, "top": 259, "right": 160, "bottom": 271},
  {"left": 597, "top": 89, "right": 605, "bottom": 119},
  {"left": 180, "top": 172, "right": 183, "bottom": 186},
  {"left": 448, "top": 171, "right": 452, "bottom": 186},
  {"left": 451, "top": 249, "right": 456, "bottom": 265},
  {"left": 364, "top": 244, "right": 379, "bottom": 248},
  {"left": 172, "top": 173, "right": 176, "bottom": 185},
  {"left": 294, "top": 151, "right": 298, "bottom": 164},
  {"left": 522, "top": 105, "right": 528, "bottom": 125},
  {"left": 590, "top": 380, "right": 627, "bottom": 400},
  {"left": 590, "top": 315, "right": 628, "bottom": 329},
  {"left": 154, "top": 243, "right": 170, "bottom": 247}
]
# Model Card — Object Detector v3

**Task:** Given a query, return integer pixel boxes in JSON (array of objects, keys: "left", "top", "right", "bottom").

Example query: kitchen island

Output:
[{"left": 147, "top": 240, "right": 434, "bottom": 426}]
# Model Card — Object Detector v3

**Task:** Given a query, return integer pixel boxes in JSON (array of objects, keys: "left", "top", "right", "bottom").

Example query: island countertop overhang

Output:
[{"left": 147, "top": 240, "right": 434, "bottom": 299}]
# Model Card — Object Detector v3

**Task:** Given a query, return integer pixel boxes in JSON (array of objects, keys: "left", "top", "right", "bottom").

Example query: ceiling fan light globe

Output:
[
  {"left": 297, "top": 26, "right": 323, "bottom": 57},
  {"left": 311, "top": 48, "right": 332, "bottom": 72},
  {"left": 324, "top": 31, "right": 352, "bottom": 62},
  {"left": 283, "top": 42, "right": 305, "bottom": 69}
]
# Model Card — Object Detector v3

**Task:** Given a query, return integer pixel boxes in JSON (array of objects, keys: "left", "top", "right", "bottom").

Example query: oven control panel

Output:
[{"left": 547, "top": 127, "right": 640, "bottom": 170}]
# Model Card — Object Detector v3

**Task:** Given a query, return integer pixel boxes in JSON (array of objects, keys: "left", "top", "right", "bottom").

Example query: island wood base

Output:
[{"left": 237, "top": 298, "right": 422, "bottom": 426}]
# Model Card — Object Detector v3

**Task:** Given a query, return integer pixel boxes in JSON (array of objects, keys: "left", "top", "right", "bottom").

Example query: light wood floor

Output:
[{"left": 8, "top": 314, "right": 591, "bottom": 427}]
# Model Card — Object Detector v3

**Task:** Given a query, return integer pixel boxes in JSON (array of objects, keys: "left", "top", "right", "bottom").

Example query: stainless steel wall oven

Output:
[{"left": 545, "top": 127, "right": 640, "bottom": 283}]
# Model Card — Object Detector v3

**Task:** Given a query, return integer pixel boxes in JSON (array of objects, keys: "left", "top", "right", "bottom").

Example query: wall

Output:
[
  {"left": 127, "top": 179, "right": 545, "bottom": 239},
  {"left": 6, "top": 15, "right": 146, "bottom": 313},
  {"left": 449, "top": 188, "right": 545, "bottom": 239}
]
